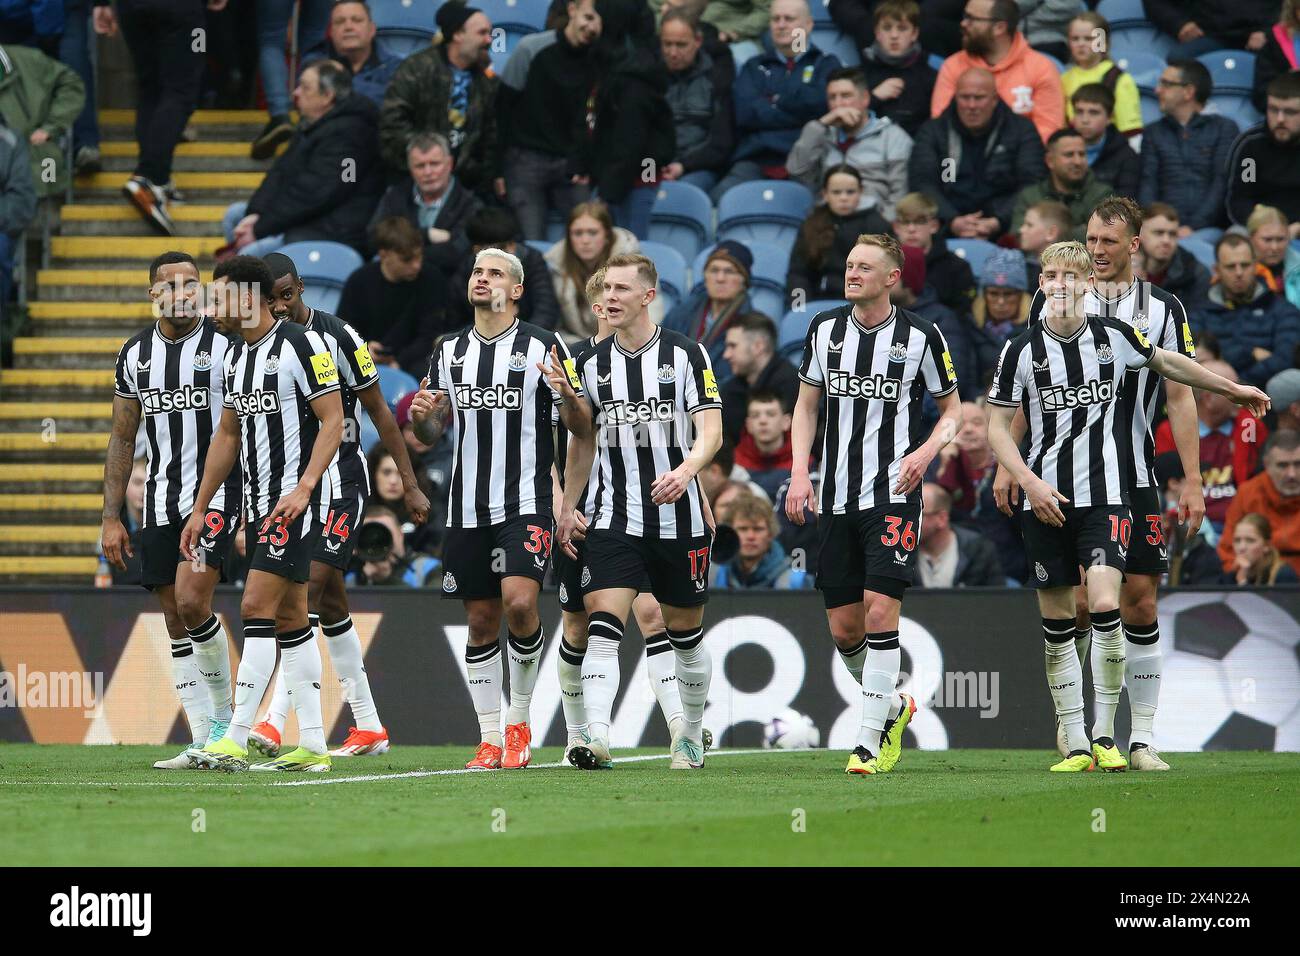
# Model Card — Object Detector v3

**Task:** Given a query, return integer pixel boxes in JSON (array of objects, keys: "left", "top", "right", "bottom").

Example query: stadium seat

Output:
[
  {"left": 524, "top": 239, "right": 552, "bottom": 256},
  {"left": 545, "top": 210, "right": 566, "bottom": 244},
  {"left": 1197, "top": 50, "right": 1256, "bottom": 94},
  {"left": 476, "top": 0, "right": 547, "bottom": 32},
  {"left": 691, "top": 239, "right": 793, "bottom": 321},
  {"left": 928, "top": 53, "right": 944, "bottom": 72},
  {"left": 1115, "top": 51, "right": 1166, "bottom": 94},
  {"left": 638, "top": 240, "right": 689, "bottom": 314},
  {"left": 732, "top": 40, "right": 762, "bottom": 75},
  {"left": 1205, "top": 94, "right": 1259, "bottom": 129},
  {"left": 650, "top": 181, "right": 714, "bottom": 262},
  {"left": 1099, "top": 0, "right": 1175, "bottom": 58},
  {"left": 1180, "top": 237, "right": 1217, "bottom": 271},
  {"left": 276, "top": 241, "right": 364, "bottom": 316},
  {"left": 375, "top": 363, "right": 420, "bottom": 405},
  {"left": 812, "top": 27, "right": 860, "bottom": 67},
  {"left": 370, "top": 0, "right": 442, "bottom": 57},
  {"left": 716, "top": 180, "right": 814, "bottom": 249},
  {"left": 812, "top": 0, "right": 835, "bottom": 26},
  {"left": 778, "top": 300, "right": 847, "bottom": 357},
  {"left": 1040, "top": 51, "right": 1066, "bottom": 74},
  {"left": 948, "top": 239, "right": 1000, "bottom": 279},
  {"left": 1190, "top": 227, "right": 1224, "bottom": 245},
  {"left": 1139, "top": 90, "right": 1161, "bottom": 126}
]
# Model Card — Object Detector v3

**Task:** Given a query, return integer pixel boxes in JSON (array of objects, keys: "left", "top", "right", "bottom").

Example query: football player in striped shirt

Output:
[
  {"left": 180, "top": 256, "right": 346, "bottom": 772},
  {"left": 1001, "top": 197, "right": 1205, "bottom": 771},
  {"left": 785, "top": 234, "right": 963, "bottom": 776},
  {"left": 556, "top": 254, "right": 723, "bottom": 771},
  {"left": 103, "top": 251, "right": 241, "bottom": 769},
  {"left": 241, "top": 253, "right": 430, "bottom": 760},
  {"left": 986, "top": 241, "right": 1269, "bottom": 772},
  {"left": 408, "top": 248, "right": 591, "bottom": 770}
]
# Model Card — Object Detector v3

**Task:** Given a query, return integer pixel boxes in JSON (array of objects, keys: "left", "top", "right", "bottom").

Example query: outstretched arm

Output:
[{"left": 1149, "top": 349, "right": 1271, "bottom": 416}]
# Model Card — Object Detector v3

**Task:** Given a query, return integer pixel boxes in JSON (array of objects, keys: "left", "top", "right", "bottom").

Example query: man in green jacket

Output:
[
  {"left": 701, "top": 0, "right": 772, "bottom": 43},
  {"left": 0, "top": 121, "right": 36, "bottom": 315},
  {"left": 0, "top": 43, "right": 85, "bottom": 199},
  {"left": 1010, "top": 128, "right": 1114, "bottom": 242}
]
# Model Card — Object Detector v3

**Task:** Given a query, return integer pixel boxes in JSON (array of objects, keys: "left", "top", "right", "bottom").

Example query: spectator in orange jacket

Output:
[
  {"left": 1219, "top": 431, "right": 1300, "bottom": 574},
  {"left": 930, "top": 0, "right": 1064, "bottom": 143}
]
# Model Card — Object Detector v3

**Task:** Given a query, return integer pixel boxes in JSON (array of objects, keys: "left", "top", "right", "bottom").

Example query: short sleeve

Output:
[
  {"left": 222, "top": 351, "right": 236, "bottom": 409},
  {"left": 295, "top": 329, "right": 342, "bottom": 400},
  {"left": 1108, "top": 320, "right": 1155, "bottom": 370},
  {"left": 113, "top": 342, "right": 137, "bottom": 400},
  {"left": 797, "top": 319, "right": 823, "bottom": 386},
  {"left": 985, "top": 340, "right": 1024, "bottom": 407},
  {"left": 1161, "top": 296, "right": 1197, "bottom": 360},
  {"left": 921, "top": 324, "right": 959, "bottom": 397},
  {"left": 545, "top": 333, "right": 583, "bottom": 406},
  {"left": 428, "top": 345, "right": 447, "bottom": 393},
  {"left": 684, "top": 342, "right": 722, "bottom": 413},
  {"left": 339, "top": 321, "right": 379, "bottom": 391}
]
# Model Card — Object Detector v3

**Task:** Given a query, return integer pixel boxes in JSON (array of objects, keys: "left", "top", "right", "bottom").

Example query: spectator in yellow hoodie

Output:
[{"left": 1061, "top": 10, "right": 1141, "bottom": 136}]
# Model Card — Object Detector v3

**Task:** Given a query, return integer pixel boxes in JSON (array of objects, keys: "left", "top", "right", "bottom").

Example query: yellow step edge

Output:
[
  {"left": 0, "top": 464, "right": 104, "bottom": 481},
  {"left": 101, "top": 142, "right": 261, "bottom": 158},
  {"left": 38, "top": 270, "right": 151, "bottom": 286},
  {"left": 13, "top": 338, "right": 122, "bottom": 354},
  {"left": 0, "top": 494, "right": 104, "bottom": 510},
  {"left": 0, "top": 556, "right": 98, "bottom": 574},
  {"left": 0, "top": 526, "right": 102, "bottom": 543},
  {"left": 77, "top": 172, "right": 264, "bottom": 189},
  {"left": 100, "top": 109, "right": 290, "bottom": 125},
  {"left": 29, "top": 302, "right": 154, "bottom": 318},
  {"left": 0, "top": 433, "right": 110, "bottom": 451},
  {"left": 52, "top": 237, "right": 227, "bottom": 258},
  {"left": 0, "top": 369, "right": 114, "bottom": 386},
  {"left": 61, "top": 204, "right": 228, "bottom": 222},
  {"left": 0, "top": 403, "right": 112, "bottom": 418}
]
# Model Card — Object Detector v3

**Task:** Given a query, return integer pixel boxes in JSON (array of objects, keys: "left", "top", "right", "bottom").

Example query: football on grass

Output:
[{"left": 763, "top": 709, "right": 820, "bottom": 749}]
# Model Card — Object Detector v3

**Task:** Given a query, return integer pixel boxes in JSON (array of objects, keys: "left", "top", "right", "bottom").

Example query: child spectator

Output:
[
  {"left": 1017, "top": 199, "right": 1070, "bottom": 287},
  {"left": 1061, "top": 11, "right": 1141, "bottom": 136},
  {"left": 735, "top": 390, "right": 798, "bottom": 500},
  {"left": 1223, "top": 513, "right": 1300, "bottom": 585},
  {"left": 1246, "top": 204, "right": 1300, "bottom": 305},
  {"left": 787, "top": 165, "right": 890, "bottom": 305},
  {"left": 857, "top": 0, "right": 938, "bottom": 137},
  {"left": 891, "top": 190, "right": 976, "bottom": 314},
  {"left": 1069, "top": 84, "right": 1140, "bottom": 198},
  {"left": 710, "top": 492, "right": 813, "bottom": 589}
]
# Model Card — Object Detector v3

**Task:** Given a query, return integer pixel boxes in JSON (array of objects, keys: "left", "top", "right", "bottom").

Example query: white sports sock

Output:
[
  {"left": 644, "top": 631, "right": 684, "bottom": 735},
  {"left": 667, "top": 626, "right": 710, "bottom": 742},
  {"left": 170, "top": 638, "right": 211, "bottom": 746},
  {"left": 465, "top": 642, "right": 503, "bottom": 747},
  {"left": 1089, "top": 609, "right": 1126, "bottom": 741},
  {"left": 557, "top": 638, "right": 587, "bottom": 740},
  {"left": 266, "top": 666, "right": 291, "bottom": 732},
  {"left": 1074, "top": 626, "right": 1092, "bottom": 666},
  {"left": 582, "top": 613, "right": 624, "bottom": 741},
  {"left": 185, "top": 614, "right": 232, "bottom": 722},
  {"left": 1124, "top": 622, "right": 1162, "bottom": 748},
  {"left": 322, "top": 616, "right": 381, "bottom": 732},
  {"left": 505, "top": 625, "right": 544, "bottom": 726},
  {"left": 838, "top": 635, "right": 901, "bottom": 721},
  {"left": 1044, "top": 618, "right": 1088, "bottom": 753},
  {"left": 279, "top": 624, "right": 326, "bottom": 754},
  {"left": 857, "top": 632, "right": 900, "bottom": 753},
  {"left": 228, "top": 620, "right": 277, "bottom": 748}
]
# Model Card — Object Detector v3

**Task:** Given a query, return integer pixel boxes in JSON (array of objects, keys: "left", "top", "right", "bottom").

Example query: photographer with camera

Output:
[{"left": 348, "top": 506, "right": 441, "bottom": 588}]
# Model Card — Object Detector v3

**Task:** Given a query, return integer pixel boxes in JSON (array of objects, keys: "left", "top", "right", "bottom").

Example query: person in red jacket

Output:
[
  {"left": 734, "top": 390, "right": 805, "bottom": 501},
  {"left": 1154, "top": 358, "right": 1268, "bottom": 532},
  {"left": 1218, "top": 431, "right": 1300, "bottom": 575}
]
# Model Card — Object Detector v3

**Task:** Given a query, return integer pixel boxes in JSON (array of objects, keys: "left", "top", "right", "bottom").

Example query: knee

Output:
[
  {"left": 1090, "top": 596, "right": 1119, "bottom": 616},
  {"left": 173, "top": 589, "right": 209, "bottom": 630},
  {"left": 465, "top": 608, "right": 500, "bottom": 644},
  {"left": 502, "top": 597, "right": 537, "bottom": 634},
  {"left": 315, "top": 587, "right": 347, "bottom": 625},
  {"left": 1122, "top": 592, "right": 1157, "bottom": 626},
  {"left": 863, "top": 602, "right": 899, "bottom": 635}
]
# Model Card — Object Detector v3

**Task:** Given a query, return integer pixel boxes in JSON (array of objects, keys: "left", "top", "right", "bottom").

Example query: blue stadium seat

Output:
[
  {"left": 638, "top": 240, "right": 689, "bottom": 314},
  {"left": 375, "top": 363, "right": 420, "bottom": 405},
  {"left": 1040, "top": 51, "right": 1066, "bottom": 74},
  {"left": 650, "top": 181, "right": 715, "bottom": 262},
  {"left": 716, "top": 180, "right": 814, "bottom": 248},
  {"left": 1197, "top": 50, "right": 1256, "bottom": 94},
  {"left": 524, "top": 239, "right": 553, "bottom": 256},
  {"left": 1190, "top": 227, "right": 1224, "bottom": 245},
  {"left": 1180, "top": 237, "right": 1217, "bottom": 271},
  {"left": 1099, "top": 0, "right": 1175, "bottom": 59},
  {"left": 277, "top": 240, "right": 364, "bottom": 315},
  {"left": 544, "top": 211, "right": 566, "bottom": 244},
  {"left": 928, "top": 53, "right": 945, "bottom": 72},
  {"left": 1139, "top": 90, "right": 1161, "bottom": 126},
  {"left": 732, "top": 40, "right": 762, "bottom": 75},
  {"left": 1204, "top": 93, "right": 1259, "bottom": 129},
  {"left": 1114, "top": 51, "right": 1166, "bottom": 93},
  {"left": 811, "top": 27, "right": 860, "bottom": 67},
  {"left": 948, "top": 239, "right": 1000, "bottom": 280},
  {"left": 477, "top": 0, "right": 547, "bottom": 31},
  {"left": 812, "top": 0, "right": 835, "bottom": 26},
  {"left": 778, "top": 300, "right": 847, "bottom": 357},
  {"left": 370, "top": 0, "right": 442, "bottom": 56}
]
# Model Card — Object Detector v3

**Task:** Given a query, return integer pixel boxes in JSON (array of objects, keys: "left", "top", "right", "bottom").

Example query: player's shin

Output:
[
  {"left": 170, "top": 638, "right": 212, "bottom": 746},
  {"left": 185, "top": 614, "right": 233, "bottom": 722},
  {"left": 858, "top": 632, "right": 900, "bottom": 754},
  {"left": 557, "top": 637, "right": 588, "bottom": 740},
  {"left": 323, "top": 615, "right": 381, "bottom": 732},
  {"left": 1044, "top": 618, "right": 1089, "bottom": 754},
  {"left": 582, "top": 613, "right": 624, "bottom": 741},
  {"left": 278, "top": 624, "right": 326, "bottom": 755},
  {"left": 667, "top": 626, "right": 710, "bottom": 743},
  {"left": 505, "top": 625, "right": 544, "bottom": 726},
  {"left": 465, "top": 641, "right": 503, "bottom": 747},
  {"left": 1089, "top": 608, "right": 1126, "bottom": 741},
  {"left": 1124, "top": 621, "right": 1162, "bottom": 747},
  {"left": 228, "top": 620, "right": 277, "bottom": 747},
  {"left": 645, "top": 631, "right": 684, "bottom": 736}
]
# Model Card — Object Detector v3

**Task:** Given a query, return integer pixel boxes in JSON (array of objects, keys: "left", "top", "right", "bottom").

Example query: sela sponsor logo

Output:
[
  {"left": 455, "top": 382, "right": 522, "bottom": 410},
  {"left": 193, "top": 350, "right": 213, "bottom": 371},
  {"left": 0, "top": 665, "right": 103, "bottom": 716},
  {"left": 140, "top": 384, "right": 209, "bottom": 415},
  {"left": 826, "top": 369, "right": 902, "bottom": 401},
  {"left": 50, "top": 886, "right": 151, "bottom": 936},
  {"left": 600, "top": 396, "right": 676, "bottom": 427},
  {"left": 230, "top": 389, "right": 281, "bottom": 416},
  {"left": 1040, "top": 378, "right": 1114, "bottom": 412}
]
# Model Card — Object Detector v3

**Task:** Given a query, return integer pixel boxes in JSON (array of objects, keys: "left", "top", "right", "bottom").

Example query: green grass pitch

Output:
[{"left": 2, "top": 746, "right": 1297, "bottom": 866}]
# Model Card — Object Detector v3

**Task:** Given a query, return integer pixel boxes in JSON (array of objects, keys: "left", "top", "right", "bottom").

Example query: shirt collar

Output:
[{"left": 1199, "top": 419, "right": 1233, "bottom": 438}]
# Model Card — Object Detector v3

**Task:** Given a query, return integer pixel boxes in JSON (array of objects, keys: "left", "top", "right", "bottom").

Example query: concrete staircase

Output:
[{"left": 1, "top": 109, "right": 269, "bottom": 584}]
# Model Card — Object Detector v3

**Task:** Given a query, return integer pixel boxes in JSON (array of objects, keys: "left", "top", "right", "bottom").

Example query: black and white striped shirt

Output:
[
  {"left": 987, "top": 316, "right": 1156, "bottom": 509},
  {"left": 432, "top": 318, "right": 578, "bottom": 528},
  {"left": 301, "top": 309, "right": 380, "bottom": 500},
  {"left": 576, "top": 326, "right": 721, "bottom": 539},
  {"left": 797, "top": 304, "right": 958, "bottom": 512},
  {"left": 114, "top": 319, "right": 242, "bottom": 527},
  {"left": 222, "top": 320, "right": 341, "bottom": 521},
  {"left": 1029, "top": 280, "right": 1195, "bottom": 489}
]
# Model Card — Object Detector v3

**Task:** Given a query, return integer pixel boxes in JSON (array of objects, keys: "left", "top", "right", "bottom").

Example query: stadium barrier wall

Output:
[{"left": 1, "top": 588, "right": 1297, "bottom": 751}]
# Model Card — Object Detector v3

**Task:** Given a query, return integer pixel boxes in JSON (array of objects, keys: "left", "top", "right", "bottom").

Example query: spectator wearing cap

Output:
[
  {"left": 1155, "top": 359, "right": 1268, "bottom": 533},
  {"left": 1135, "top": 202, "right": 1211, "bottom": 313},
  {"left": 1188, "top": 234, "right": 1300, "bottom": 388},
  {"left": 663, "top": 239, "right": 756, "bottom": 381},
  {"left": 712, "top": 0, "right": 842, "bottom": 202},
  {"left": 889, "top": 243, "right": 978, "bottom": 401},
  {"left": 891, "top": 191, "right": 977, "bottom": 314},
  {"left": 1010, "top": 128, "right": 1113, "bottom": 242},
  {"left": 910, "top": 67, "right": 1045, "bottom": 240},
  {"left": 786, "top": 164, "right": 890, "bottom": 305},
  {"left": 786, "top": 66, "right": 913, "bottom": 220},
  {"left": 658, "top": 6, "right": 735, "bottom": 196},
  {"left": 302, "top": 0, "right": 402, "bottom": 110},
  {"left": 337, "top": 216, "right": 451, "bottom": 378},
  {"left": 1137, "top": 58, "right": 1239, "bottom": 234},
  {"left": 367, "top": 132, "right": 482, "bottom": 278},
  {"left": 721, "top": 312, "right": 800, "bottom": 446},
  {"left": 970, "top": 248, "right": 1030, "bottom": 383},
  {"left": 1218, "top": 431, "right": 1300, "bottom": 576},
  {"left": 380, "top": 3, "right": 501, "bottom": 201},
  {"left": 1268, "top": 370, "right": 1300, "bottom": 433},
  {"left": 447, "top": 206, "right": 562, "bottom": 333},
  {"left": 1226, "top": 73, "right": 1300, "bottom": 231},
  {"left": 914, "top": 482, "right": 1005, "bottom": 587}
]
